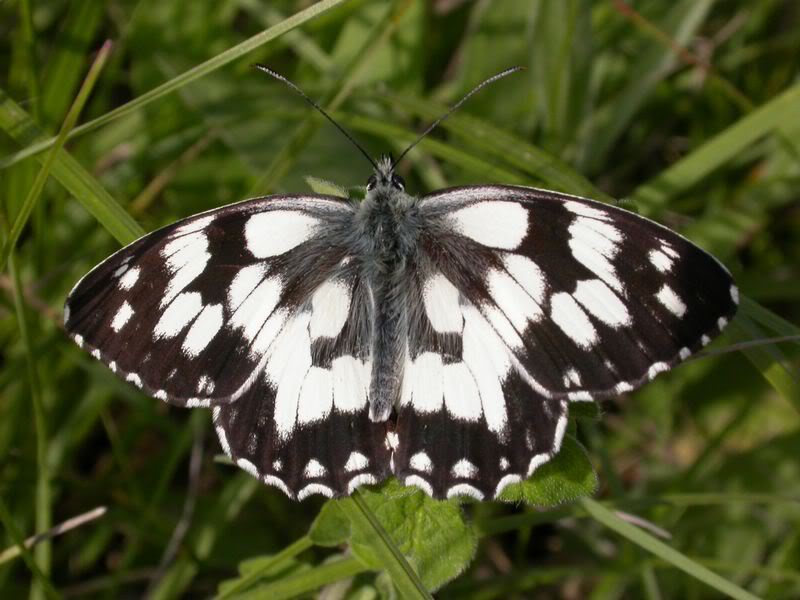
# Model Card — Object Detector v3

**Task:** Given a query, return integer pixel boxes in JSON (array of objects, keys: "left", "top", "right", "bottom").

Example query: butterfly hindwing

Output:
[{"left": 393, "top": 185, "right": 737, "bottom": 499}]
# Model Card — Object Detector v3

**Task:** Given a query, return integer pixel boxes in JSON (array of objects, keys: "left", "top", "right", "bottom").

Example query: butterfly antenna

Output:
[
  {"left": 254, "top": 64, "right": 378, "bottom": 170},
  {"left": 392, "top": 66, "right": 524, "bottom": 170}
]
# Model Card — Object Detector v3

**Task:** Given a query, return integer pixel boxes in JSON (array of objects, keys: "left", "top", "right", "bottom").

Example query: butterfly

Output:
[{"left": 64, "top": 67, "right": 738, "bottom": 501}]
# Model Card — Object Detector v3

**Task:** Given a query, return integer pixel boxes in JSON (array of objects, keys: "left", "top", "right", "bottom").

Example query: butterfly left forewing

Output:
[
  {"left": 65, "top": 196, "right": 353, "bottom": 405},
  {"left": 393, "top": 185, "right": 737, "bottom": 499}
]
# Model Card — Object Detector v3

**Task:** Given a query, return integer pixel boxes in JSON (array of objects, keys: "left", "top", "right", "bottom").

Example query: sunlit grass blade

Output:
[
  {"left": 580, "top": 497, "right": 761, "bottom": 600},
  {"left": 0, "top": 0, "right": 352, "bottom": 170},
  {"left": 630, "top": 83, "right": 800, "bottom": 212},
  {"left": 1, "top": 41, "right": 112, "bottom": 271},
  {"left": 0, "top": 89, "right": 143, "bottom": 244}
]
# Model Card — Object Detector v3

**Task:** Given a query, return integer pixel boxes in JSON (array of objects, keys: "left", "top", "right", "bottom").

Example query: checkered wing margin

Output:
[
  {"left": 391, "top": 185, "right": 738, "bottom": 500},
  {"left": 65, "top": 196, "right": 390, "bottom": 499}
]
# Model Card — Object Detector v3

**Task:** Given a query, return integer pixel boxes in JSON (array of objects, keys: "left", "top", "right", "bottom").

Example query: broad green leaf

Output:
[
  {"left": 319, "top": 480, "right": 477, "bottom": 593},
  {"left": 498, "top": 435, "right": 598, "bottom": 506}
]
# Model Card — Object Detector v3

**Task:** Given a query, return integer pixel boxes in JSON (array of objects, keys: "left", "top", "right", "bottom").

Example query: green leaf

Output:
[
  {"left": 305, "top": 175, "right": 349, "bottom": 197},
  {"left": 498, "top": 435, "right": 598, "bottom": 506},
  {"left": 317, "top": 480, "right": 478, "bottom": 593}
]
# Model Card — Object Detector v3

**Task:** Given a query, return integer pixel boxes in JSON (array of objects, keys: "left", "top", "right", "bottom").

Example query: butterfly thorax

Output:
[{"left": 356, "top": 165, "right": 419, "bottom": 423}]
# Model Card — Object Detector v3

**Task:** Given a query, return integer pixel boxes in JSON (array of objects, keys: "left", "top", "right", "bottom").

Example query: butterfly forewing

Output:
[{"left": 391, "top": 185, "right": 738, "bottom": 499}]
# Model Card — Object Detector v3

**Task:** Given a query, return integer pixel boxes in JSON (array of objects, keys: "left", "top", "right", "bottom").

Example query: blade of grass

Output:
[
  {"left": 338, "top": 492, "right": 433, "bottom": 600},
  {"left": 0, "top": 0, "right": 353, "bottom": 170},
  {"left": 580, "top": 497, "right": 762, "bottom": 600},
  {"left": 214, "top": 536, "right": 313, "bottom": 599},
  {"left": 8, "top": 255, "right": 51, "bottom": 600},
  {"left": 0, "top": 88, "right": 143, "bottom": 244},
  {"left": 1, "top": 41, "right": 113, "bottom": 272},
  {"left": 233, "top": 556, "right": 365, "bottom": 600},
  {"left": 630, "top": 83, "right": 800, "bottom": 213}
]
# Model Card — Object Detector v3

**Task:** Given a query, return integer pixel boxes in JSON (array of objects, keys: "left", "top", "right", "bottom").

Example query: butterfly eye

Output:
[
  {"left": 366, "top": 175, "right": 377, "bottom": 191},
  {"left": 391, "top": 174, "right": 405, "bottom": 191}
]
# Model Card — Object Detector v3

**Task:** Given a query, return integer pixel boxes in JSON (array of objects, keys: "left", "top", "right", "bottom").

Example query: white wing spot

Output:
[
  {"left": 310, "top": 279, "right": 352, "bottom": 340},
  {"left": 245, "top": 210, "right": 319, "bottom": 258},
  {"left": 154, "top": 292, "right": 203, "bottom": 338},
  {"left": 297, "top": 483, "right": 333, "bottom": 500},
  {"left": 487, "top": 268, "right": 543, "bottom": 329},
  {"left": 126, "top": 372, "right": 142, "bottom": 388},
  {"left": 701, "top": 334, "right": 711, "bottom": 346},
  {"left": 615, "top": 381, "right": 633, "bottom": 393},
  {"left": 182, "top": 303, "right": 223, "bottom": 357},
  {"left": 730, "top": 285, "right": 739, "bottom": 305},
  {"left": 450, "top": 201, "right": 528, "bottom": 250},
  {"left": 264, "top": 475, "right": 293, "bottom": 498},
  {"left": 564, "top": 200, "right": 609, "bottom": 220},
  {"left": 527, "top": 453, "right": 550, "bottom": 477},
  {"left": 228, "top": 264, "right": 267, "bottom": 311},
  {"left": 344, "top": 452, "right": 369, "bottom": 473},
  {"left": 118, "top": 266, "right": 140, "bottom": 290},
  {"left": 573, "top": 279, "right": 631, "bottom": 327},
  {"left": 647, "top": 362, "right": 669, "bottom": 379},
  {"left": 237, "top": 459, "right": 259, "bottom": 478},
  {"left": 550, "top": 292, "right": 598, "bottom": 348},
  {"left": 161, "top": 232, "right": 210, "bottom": 306},
  {"left": 332, "top": 355, "right": 369, "bottom": 413},
  {"left": 404, "top": 475, "right": 433, "bottom": 497},
  {"left": 303, "top": 459, "right": 327, "bottom": 479},
  {"left": 656, "top": 284, "right": 687, "bottom": 317},
  {"left": 297, "top": 366, "right": 333, "bottom": 425},
  {"left": 91, "top": 349, "right": 101, "bottom": 360},
  {"left": 679, "top": 347, "right": 691, "bottom": 360},
  {"left": 268, "top": 313, "right": 313, "bottom": 439},
  {"left": 230, "top": 277, "right": 282, "bottom": 345},
  {"left": 451, "top": 459, "right": 477, "bottom": 479},
  {"left": 347, "top": 474, "right": 377, "bottom": 494},
  {"left": 495, "top": 474, "right": 521, "bottom": 498},
  {"left": 717, "top": 316, "right": 729, "bottom": 330},
  {"left": 446, "top": 484, "right": 484, "bottom": 501},
  {"left": 423, "top": 273, "right": 463, "bottom": 333},
  {"left": 111, "top": 301, "right": 134, "bottom": 332},
  {"left": 564, "top": 368, "right": 581, "bottom": 387},
  {"left": 648, "top": 249, "right": 673, "bottom": 272},
  {"left": 273, "top": 460, "right": 283, "bottom": 471},
  {"left": 499, "top": 457, "right": 510, "bottom": 471},
  {"left": 409, "top": 451, "right": 433, "bottom": 474},
  {"left": 408, "top": 352, "right": 444, "bottom": 414},
  {"left": 443, "top": 362, "right": 482, "bottom": 421},
  {"left": 155, "top": 390, "right": 168, "bottom": 401}
]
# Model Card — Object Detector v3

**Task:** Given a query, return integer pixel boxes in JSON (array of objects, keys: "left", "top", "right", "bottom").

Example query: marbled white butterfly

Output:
[{"left": 65, "top": 67, "right": 738, "bottom": 501}]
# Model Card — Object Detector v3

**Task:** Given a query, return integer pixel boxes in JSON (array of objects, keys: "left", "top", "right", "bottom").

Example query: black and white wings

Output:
[
  {"left": 65, "top": 196, "right": 390, "bottom": 500},
  {"left": 65, "top": 184, "right": 737, "bottom": 501},
  {"left": 392, "top": 185, "right": 738, "bottom": 500}
]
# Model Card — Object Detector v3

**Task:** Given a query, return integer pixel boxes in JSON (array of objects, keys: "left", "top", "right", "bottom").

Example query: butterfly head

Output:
[{"left": 367, "top": 155, "right": 405, "bottom": 195}]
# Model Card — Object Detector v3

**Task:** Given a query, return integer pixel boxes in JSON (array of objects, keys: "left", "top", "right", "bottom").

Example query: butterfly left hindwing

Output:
[{"left": 391, "top": 185, "right": 738, "bottom": 500}]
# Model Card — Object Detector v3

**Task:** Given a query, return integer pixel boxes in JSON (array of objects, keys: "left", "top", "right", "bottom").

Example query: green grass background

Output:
[{"left": 1, "top": 0, "right": 799, "bottom": 598}]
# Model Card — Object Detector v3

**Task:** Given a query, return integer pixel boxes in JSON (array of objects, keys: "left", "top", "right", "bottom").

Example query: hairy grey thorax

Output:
[{"left": 355, "top": 168, "right": 419, "bottom": 422}]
